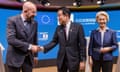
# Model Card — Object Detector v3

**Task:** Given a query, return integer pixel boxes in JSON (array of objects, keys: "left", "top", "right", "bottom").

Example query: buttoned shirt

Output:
[
  {"left": 20, "top": 14, "right": 32, "bottom": 50},
  {"left": 97, "top": 27, "right": 109, "bottom": 47},
  {"left": 65, "top": 21, "right": 71, "bottom": 40}
]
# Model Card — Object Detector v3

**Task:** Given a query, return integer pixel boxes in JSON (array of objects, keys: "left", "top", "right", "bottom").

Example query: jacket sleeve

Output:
[
  {"left": 88, "top": 31, "right": 94, "bottom": 56},
  {"left": 33, "top": 21, "right": 38, "bottom": 57},
  {"left": 43, "top": 27, "right": 59, "bottom": 53},
  {"left": 111, "top": 31, "right": 118, "bottom": 50},
  {"left": 7, "top": 17, "right": 29, "bottom": 53},
  {"left": 78, "top": 24, "right": 86, "bottom": 61}
]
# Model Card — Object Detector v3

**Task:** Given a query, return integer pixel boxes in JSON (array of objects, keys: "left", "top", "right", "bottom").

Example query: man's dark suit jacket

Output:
[
  {"left": 43, "top": 22, "right": 86, "bottom": 70},
  {"left": 6, "top": 15, "right": 38, "bottom": 67},
  {"left": 88, "top": 29, "right": 118, "bottom": 61}
]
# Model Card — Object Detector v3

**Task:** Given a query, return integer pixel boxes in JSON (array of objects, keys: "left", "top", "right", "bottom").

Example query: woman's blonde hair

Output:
[{"left": 96, "top": 11, "right": 109, "bottom": 22}]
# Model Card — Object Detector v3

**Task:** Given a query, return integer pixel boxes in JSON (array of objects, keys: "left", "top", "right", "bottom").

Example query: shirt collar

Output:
[
  {"left": 21, "top": 14, "right": 26, "bottom": 22},
  {"left": 97, "top": 27, "right": 109, "bottom": 32},
  {"left": 66, "top": 20, "right": 71, "bottom": 28}
]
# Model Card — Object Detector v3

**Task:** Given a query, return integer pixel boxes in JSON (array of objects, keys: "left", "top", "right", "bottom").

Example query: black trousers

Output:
[
  {"left": 58, "top": 54, "right": 79, "bottom": 72},
  {"left": 7, "top": 56, "right": 32, "bottom": 72},
  {"left": 92, "top": 59, "right": 113, "bottom": 72}
]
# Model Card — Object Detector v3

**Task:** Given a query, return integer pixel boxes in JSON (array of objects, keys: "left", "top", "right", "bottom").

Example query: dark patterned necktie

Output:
[
  {"left": 63, "top": 25, "right": 67, "bottom": 40},
  {"left": 24, "top": 21, "right": 31, "bottom": 35}
]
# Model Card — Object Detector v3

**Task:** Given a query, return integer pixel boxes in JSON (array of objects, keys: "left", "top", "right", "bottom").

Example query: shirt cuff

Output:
[
  {"left": 40, "top": 46, "right": 44, "bottom": 52},
  {"left": 28, "top": 44, "right": 32, "bottom": 50},
  {"left": 34, "top": 57, "right": 38, "bottom": 59}
]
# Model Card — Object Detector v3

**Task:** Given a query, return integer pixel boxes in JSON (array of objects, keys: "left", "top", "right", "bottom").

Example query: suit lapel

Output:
[
  {"left": 17, "top": 15, "right": 35, "bottom": 39},
  {"left": 96, "top": 31, "right": 101, "bottom": 45},
  {"left": 67, "top": 22, "right": 73, "bottom": 41},
  {"left": 63, "top": 27, "right": 67, "bottom": 41},
  {"left": 103, "top": 31, "right": 108, "bottom": 45},
  {"left": 59, "top": 26, "right": 66, "bottom": 41},
  {"left": 29, "top": 21, "right": 36, "bottom": 38},
  {"left": 17, "top": 15, "right": 28, "bottom": 38},
  {"left": 17, "top": 15, "right": 37, "bottom": 42}
]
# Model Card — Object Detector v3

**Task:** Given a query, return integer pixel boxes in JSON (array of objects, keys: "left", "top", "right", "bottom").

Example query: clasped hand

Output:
[{"left": 31, "top": 45, "right": 43, "bottom": 53}]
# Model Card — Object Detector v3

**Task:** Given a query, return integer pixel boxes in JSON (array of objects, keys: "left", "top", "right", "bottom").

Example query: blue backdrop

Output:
[{"left": 0, "top": 9, "right": 119, "bottom": 63}]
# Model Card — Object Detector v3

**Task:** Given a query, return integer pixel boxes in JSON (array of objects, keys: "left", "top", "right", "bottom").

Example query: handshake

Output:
[{"left": 30, "top": 45, "right": 44, "bottom": 53}]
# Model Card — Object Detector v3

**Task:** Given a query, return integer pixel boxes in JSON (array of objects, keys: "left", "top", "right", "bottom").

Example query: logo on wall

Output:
[
  {"left": 75, "top": 18, "right": 96, "bottom": 25},
  {"left": 38, "top": 32, "right": 48, "bottom": 41},
  {"left": 41, "top": 15, "right": 51, "bottom": 24},
  {"left": 117, "top": 30, "right": 120, "bottom": 39}
]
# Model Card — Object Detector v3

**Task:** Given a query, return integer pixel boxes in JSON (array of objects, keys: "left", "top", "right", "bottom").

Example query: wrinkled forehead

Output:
[{"left": 29, "top": 5, "right": 37, "bottom": 11}]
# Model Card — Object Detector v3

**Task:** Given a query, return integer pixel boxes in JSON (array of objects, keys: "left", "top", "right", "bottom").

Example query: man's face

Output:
[
  {"left": 57, "top": 10, "right": 67, "bottom": 26},
  {"left": 26, "top": 7, "right": 37, "bottom": 21}
]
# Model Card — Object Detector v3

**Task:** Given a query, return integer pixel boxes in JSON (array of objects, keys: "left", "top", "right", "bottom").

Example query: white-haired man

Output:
[{"left": 6, "top": 1, "right": 39, "bottom": 72}]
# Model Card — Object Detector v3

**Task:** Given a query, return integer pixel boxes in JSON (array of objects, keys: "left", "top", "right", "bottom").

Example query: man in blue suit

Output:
[
  {"left": 6, "top": 1, "right": 39, "bottom": 72},
  {"left": 88, "top": 11, "right": 118, "bottom": 72}
]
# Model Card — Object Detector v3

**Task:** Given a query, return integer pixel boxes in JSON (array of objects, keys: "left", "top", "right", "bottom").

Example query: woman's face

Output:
[{"left": 97, "top": 14, "right": 108, "bottom": 28}]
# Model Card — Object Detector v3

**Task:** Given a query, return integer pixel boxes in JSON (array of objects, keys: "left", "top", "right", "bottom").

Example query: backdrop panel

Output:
[{"left": 0, "top": 9, "right": 119, "bottom": 63}]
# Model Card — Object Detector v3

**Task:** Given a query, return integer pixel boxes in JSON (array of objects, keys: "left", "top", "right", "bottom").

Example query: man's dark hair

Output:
[{"left": 58, "top": 7, "right": 71, "bottom": 18}]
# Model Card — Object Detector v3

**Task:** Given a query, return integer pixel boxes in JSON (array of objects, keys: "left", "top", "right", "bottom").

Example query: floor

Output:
[
  {"left": 33, "top": 66, "right": 57, "bottom": 72},
  {"left": 33, "top": 64, "right": 117, "bottom": 72}
]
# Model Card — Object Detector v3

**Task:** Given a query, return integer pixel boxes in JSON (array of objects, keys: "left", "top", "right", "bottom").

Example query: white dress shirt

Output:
[
  {"left": 65, "top": 21, "right": 71, "bottom": 40},
  {"left": 98, "top": 27, "right": 109, "bottom": 46}
]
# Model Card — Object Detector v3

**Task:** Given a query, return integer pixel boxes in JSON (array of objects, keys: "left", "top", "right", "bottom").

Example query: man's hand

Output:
[
  {"left": 34, "top": 57, "right": 38, "bottom": 66},
  {"left": 88, "top": 56, "right": 93, "bottom": 66},
  {"left": 31, "top": 45, "right": 40, "bottom": 53},
  {"left": 100, "top": 47, "right": 112, "bottom": 53},
  {"left": 88, "top": 56, "right": 93, "bottom": 72},
  {"left": 38, "top": 46, "right": 44, "bottom": 52},
  {"left": 80, "top": 61, "right": 86, "bottom": 70}
]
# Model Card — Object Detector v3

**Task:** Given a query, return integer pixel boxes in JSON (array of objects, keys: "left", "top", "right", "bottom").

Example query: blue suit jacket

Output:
[{"left": 88, "top": 29, "right": 118, "bottom": 61}]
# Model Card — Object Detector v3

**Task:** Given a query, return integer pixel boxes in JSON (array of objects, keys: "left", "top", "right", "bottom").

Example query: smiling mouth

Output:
[{"left": 100, "top": 23, "right": 105, "bottom": 25}]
